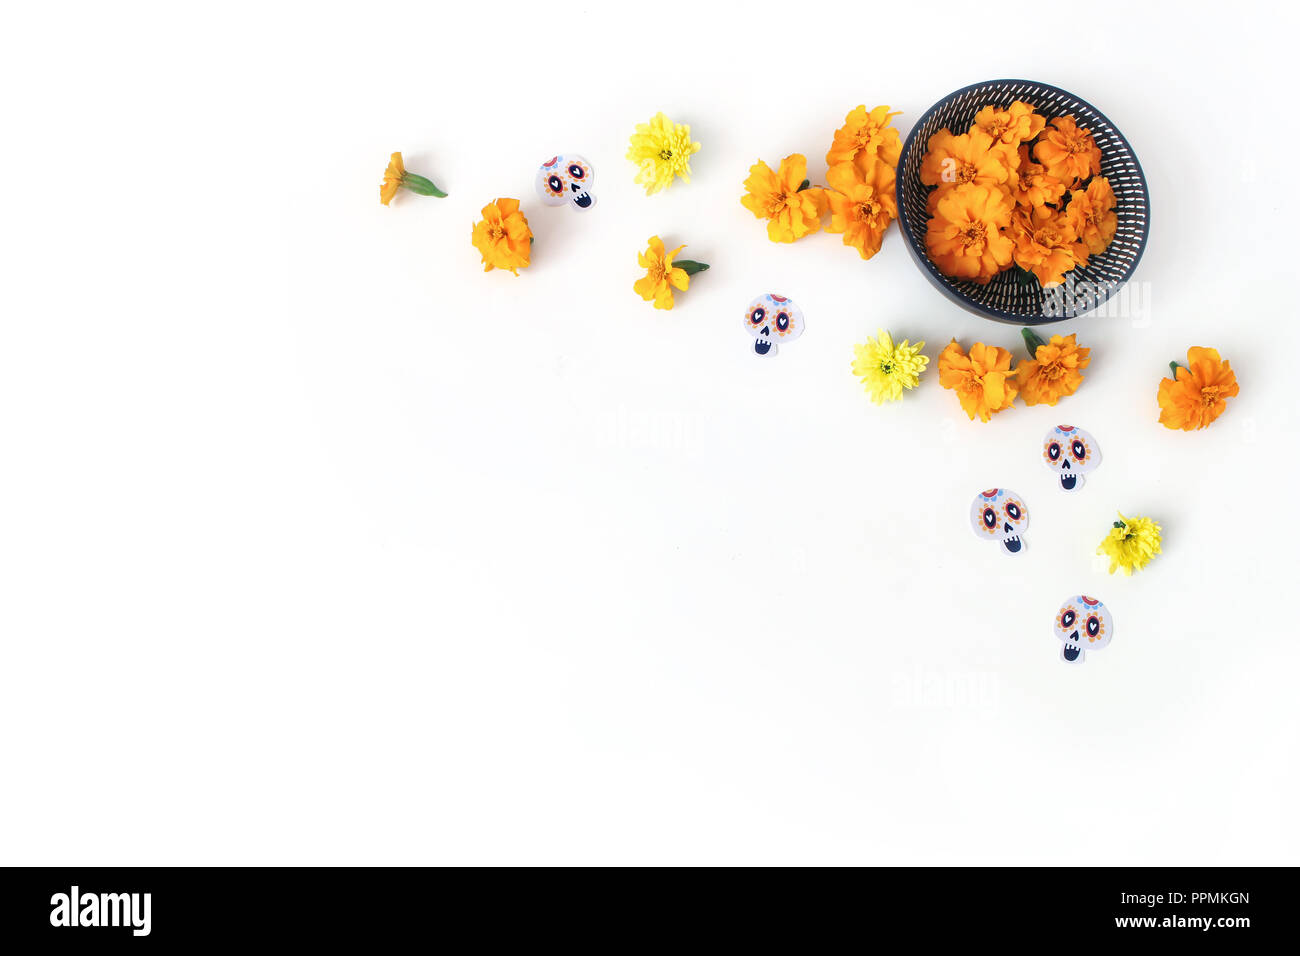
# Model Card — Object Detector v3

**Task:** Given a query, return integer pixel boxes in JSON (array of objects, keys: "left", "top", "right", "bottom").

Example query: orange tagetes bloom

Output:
[
  {"left": 633, "top": 235, "right": 689, "bottom": 310},
  {"left": 470, "top": 198, "right": 532, "bottom": 275},
  {"left": 920, "top": 129, "right": 1016, "bottom": 190},
  {"left": 1010, "top": 144, "right": 1066, "bottom": 209},
  {"left": 824, "top": 161, "right": 896, "bottom": 260},
  {"left": 925, "top": 183, "right": 1015, "bottom": 284},
  {"left": 741, "top": 153, "right": 828, "bottom": 243},
  {"left": 826, "top": 105, "right": 902, "bottom": 180},
  {"left": 972, "top": 100, "right": 1046, "bottom": 146},
  {"left": 1017, "top": 333, "right": 1091, "bottom": 406},
  {"left": 381, "top": 152, "right": 405, "bottom": 206},
  {"left": 1034, "top": 115, "right": 1101, "bottom": 185},
  {"left": 1157, "top": 347, "right": 1240, "bottom": 430},
  {"left": 1010, "top": 209, "right": 1086, "bottom": 287},
  {"left": 1066, "top": 176, "right": 1118, "bottom": 256},
  {"left": 938, "top": 340, "right": 1019, "bottom": 421}
]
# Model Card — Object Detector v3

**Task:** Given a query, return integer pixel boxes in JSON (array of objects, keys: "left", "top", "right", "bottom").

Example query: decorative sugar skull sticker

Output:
[
  {"left": 970, "top": 488, "right": 1029, "bottom": 556},
  {"left": 743, "top": 294, "right": 804, "bottom": 357},
  {"left": 1042, "top": 425, "right": 1101, "bottom": 492},
  {"left": 1053, "top": 594, "right": 1113, "bottom": 664},
  {"left": 535, "top": 155, "right": 595, "bottom": 210}
]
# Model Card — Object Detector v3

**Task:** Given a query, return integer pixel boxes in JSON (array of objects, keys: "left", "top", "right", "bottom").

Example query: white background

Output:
[{"left": 3, "top": 1, "right": 1298, "bottom": 865}]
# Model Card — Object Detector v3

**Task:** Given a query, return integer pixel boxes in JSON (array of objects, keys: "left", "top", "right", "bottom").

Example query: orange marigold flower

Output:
[
  {"left": 633, "top": 235, "right": 691, "bottom": 310},
  {"left": 826, "top": 105, "right": 902, "bottom": 180},
  {"left": 1016, "top": 332, "right": 1091, "bottom": 406},
  {"left": 1010, "top": 145, "right": 1066, "bottom": 209},
  {"left": 470, "top": 198, "right": 532, "bottom": 275},
  {"left": 1157, "top": 347, "right": 1240, "bottom": 431},
  {"left": 824, "top": 161, "right": 896, "bottom": 260},
  {"left": 1010, "top": 209, "right": 1086, "bottom": 287},
  {"left": 938, "top": 340, "right": 1019, "bottom": 422},
  {"left": 973, "top": 101, "right": 1046, "bottom": 146},
  {"left": 925, "top": 183, "right": 1015, "bottom": 284},
  {"left": 920, "top": 129, "right": 1017, "bottom": 190},
  {"left": 741, "top": 153, "right": 828, "bottom": 243},
  {"left": 1034, "top": 115, "right": 1101, "bottom": 185},
  {"left": 1066, "top": 176, "right": 1118, "bottom": 256},
  {"left": 381, "top": 152, "right": 405, "bottom": 206}
]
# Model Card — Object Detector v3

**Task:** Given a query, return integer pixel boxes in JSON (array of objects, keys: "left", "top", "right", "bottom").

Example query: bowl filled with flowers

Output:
[{"left": 895, "top": 80, "right": 1149, "bottom": 324}]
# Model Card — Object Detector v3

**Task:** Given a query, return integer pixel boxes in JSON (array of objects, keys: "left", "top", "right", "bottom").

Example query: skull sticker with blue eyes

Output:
[
  {"left": 1054, "top": 594, "right": 1113, "bottom": 663},
  {"left": 743, "top": 293, "right": 804, "bottom": 357},
  {"left": 1042, "top": 425, "right": 1101, "bottom": 492},
  {"left": 535, "top": 155, "right": 595, "bottom": 210},
  {"left": 969, "top": 488, "right": 1029, "bottom": 556}
]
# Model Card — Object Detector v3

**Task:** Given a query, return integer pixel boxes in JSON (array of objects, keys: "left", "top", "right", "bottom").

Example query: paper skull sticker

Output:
[
  {"left": 743, "top": 293, "right": 804, "bottom": 357},
  {"left": 1053, "top": 594, "right": 1113, "bottom": 663},
  {"left": 1042, "top": 425, "right": 1101, "bottom": 492},
  {"left": 535, "top": 155, "right": 595, "bottom": 210},
  {"left": 970, "top": 488, "right": 1029, "bottom": 556}
]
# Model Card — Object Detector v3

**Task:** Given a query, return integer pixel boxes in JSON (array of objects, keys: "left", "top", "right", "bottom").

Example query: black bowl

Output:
[{"left": 895, "top": 79, "right": 1150, "bottom": 325}]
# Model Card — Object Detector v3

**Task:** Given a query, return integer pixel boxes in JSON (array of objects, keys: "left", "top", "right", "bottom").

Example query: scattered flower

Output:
[
  {"left": 851, "top": 330, "right": 928, "bottom": 403},
  {"left": 938, "top": 340, "right": 1019, "bottom": 421},
  {"left": 1017, "top": 331, "right": 1091, "bottom": 406},
  {"left": 1034, "top": 115, "right": 1102, "bottom": 185},
  {"left": 470, "top": 198, "right": 532, "bottom": 275},
  {"left": 825, "top": 162, "right": 896, "bottom": 260},
  {"left": 380, "top": 152, "right": 447, "bottom": 205},
  {"left": 633, "top": 236, "right": 707, "bottom": 310},
  {"left": 826, "top": 105, "right": 902, "bottom": 180},
  {"left": 1157, "top": 347, "right": 1240, "bottom": 430},
  {"left": 740, "top": 154, "right": 828, "bottom": 243},
  {"left": 924, "top": 184, "right": 1015, "bottom": 284},
  {"left": 1097, "top": 512, "right": 1162, "bottom": 575},
  {"left": 626, "top": 112, "right": 701, "bottom": 195}
]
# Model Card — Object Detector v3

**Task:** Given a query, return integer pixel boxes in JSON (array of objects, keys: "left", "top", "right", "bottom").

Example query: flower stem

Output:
[
  {"left": 1021, "top": 328, "right": 1046, "bottom": 357},
  {"left": 675, "top": 260, "right": 709, "bottom": 276},
  {"left": 402, "top": 172, "right": 447, "bottom": 198}
]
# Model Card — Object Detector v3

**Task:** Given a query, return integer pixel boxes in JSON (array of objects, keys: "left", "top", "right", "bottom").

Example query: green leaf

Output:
[
  {"left": 1169, "top": 361, "right": 1181, "bottom": 378},
  {"left": 798, "top": 179, "right": 810, "bottom": 192},
  {"left": 1021, "top": 327, "right": 1047, "bottom": 357},
  {"left": 675, "top": 260, "right": 709, "bottom": 276},
  {"left": 401, "top": 172, "right": 448, "bottom": 198}
]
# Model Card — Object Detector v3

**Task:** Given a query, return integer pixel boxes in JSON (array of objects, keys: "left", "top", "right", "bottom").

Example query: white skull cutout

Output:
[
  {"left": 1054, "top": 594, "right": 1113, "bottom": 663},
  {"left": 1042, "top": 425, "right": 1101, "bottom": 492},
  {"left": 535, "top": 155, "right": 595, "bottom": 210},
  {"left": 969, "top": 488, "right": 1029, "bottom": 556},
  {"left": 743, "top": 293, "right": 804, "bottom": 356}
]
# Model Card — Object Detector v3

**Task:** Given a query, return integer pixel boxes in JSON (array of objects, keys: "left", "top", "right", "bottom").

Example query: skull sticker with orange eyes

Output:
[
  {"left": 1042, "top": 425, "right": 1101, "bottom": 492},
  {"left": 1053, "top": 594, "right": 1113, "bottom": 663},
  {"left": 969, "top": 488, "right": 1029, "bottom": 556},
  {"left": 535, "top": 155, "right": 595, "bottom": 210},
  {"left": 743, "top": 293, "right": 804, "bottom": 356}
]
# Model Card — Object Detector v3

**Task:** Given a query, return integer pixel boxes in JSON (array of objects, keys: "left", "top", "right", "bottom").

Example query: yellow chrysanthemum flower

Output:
[
  {"left": 1097, "top": 512, "right": 1162, "bottom": 575},
  {"left": 626, "top": 113, "right": 701, "bottom": 195},
  {"left": 851, "top": 330, "right": 929, "bottom": 403}
]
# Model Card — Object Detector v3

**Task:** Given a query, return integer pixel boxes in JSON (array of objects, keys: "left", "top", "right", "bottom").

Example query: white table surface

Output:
[{"left": 2, "top": 0, "right": 1296, "bottom": 864}]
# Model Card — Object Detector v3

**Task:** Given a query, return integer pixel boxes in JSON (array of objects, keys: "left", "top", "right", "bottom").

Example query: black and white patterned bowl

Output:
[{"left": 896, "top": 80, "right": 1150, "bottom": 325}]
